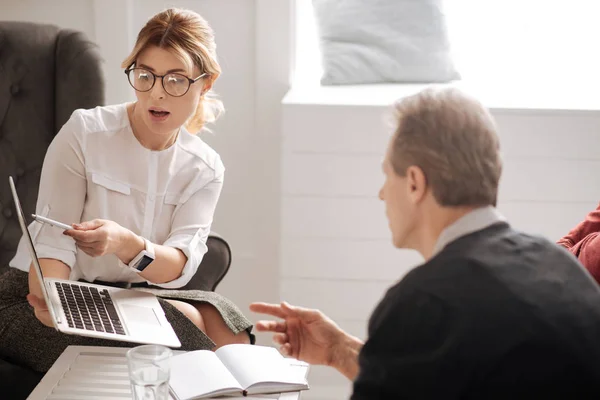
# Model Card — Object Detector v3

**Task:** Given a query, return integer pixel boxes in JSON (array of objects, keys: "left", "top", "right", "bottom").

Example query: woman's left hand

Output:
[{"left": 64, "top": 219, "right": 128, "bottom": 257}]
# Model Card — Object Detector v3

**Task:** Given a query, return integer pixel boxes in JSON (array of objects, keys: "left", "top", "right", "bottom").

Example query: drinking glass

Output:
[{"left": 127, "top": 344, "right": 172, "bottom": 400}]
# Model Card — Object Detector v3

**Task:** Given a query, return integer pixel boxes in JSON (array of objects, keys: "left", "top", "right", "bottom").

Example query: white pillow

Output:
[{"left": 313, "top": 0, "right": 460, "bottom": 85}]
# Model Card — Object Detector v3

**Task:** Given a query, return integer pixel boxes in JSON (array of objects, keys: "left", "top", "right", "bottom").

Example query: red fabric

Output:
[{"left": 557, "top": 202, "right": 600, "bottom": 284}]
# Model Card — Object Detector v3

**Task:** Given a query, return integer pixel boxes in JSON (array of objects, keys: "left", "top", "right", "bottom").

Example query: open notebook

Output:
[{"left": 169, "top": 344, "right": 309, "bottom": 399}]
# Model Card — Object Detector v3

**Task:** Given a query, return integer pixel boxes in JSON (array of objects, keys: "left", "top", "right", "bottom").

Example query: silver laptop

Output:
[{"left": 9, "top": 176, "right": 181, "bottom": 348}]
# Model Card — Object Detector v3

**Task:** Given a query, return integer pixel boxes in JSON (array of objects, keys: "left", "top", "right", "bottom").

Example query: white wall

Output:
[
  {"left": 281, "top": 93, "right": 600, "bottom": 398},
  {"left": 0, "top": 0, "right": 282, "bottom": 339},
  {"left": 0, "top": 0, "right": 95, "bottom": 34}
]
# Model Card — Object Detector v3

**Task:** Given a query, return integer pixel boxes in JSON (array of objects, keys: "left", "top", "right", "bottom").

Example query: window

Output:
[
  {"left": 294, "top": 0, "right": 600, "bottom": 105},
  {"left": 293, "top": 0, "right": 322, "bottom": 88}
]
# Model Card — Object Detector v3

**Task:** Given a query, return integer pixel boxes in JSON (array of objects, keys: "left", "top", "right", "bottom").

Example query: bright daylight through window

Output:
[{"left": 294, "top": 0, "right": 600, "bottom": 108}]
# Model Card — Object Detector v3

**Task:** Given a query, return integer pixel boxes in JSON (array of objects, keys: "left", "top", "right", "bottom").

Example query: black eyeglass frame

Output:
[{"left": 124, "top": 66, "right": 208, "bottom": 97}]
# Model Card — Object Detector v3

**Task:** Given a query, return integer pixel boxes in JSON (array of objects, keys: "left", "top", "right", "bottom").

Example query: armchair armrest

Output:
[{"left": 180, "top": 232, "right": 231, "bottom": 292}]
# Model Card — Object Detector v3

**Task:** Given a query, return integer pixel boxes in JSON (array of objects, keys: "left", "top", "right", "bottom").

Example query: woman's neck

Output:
[{"left": 128, "top": 103, "right": 179, "bottom": 151}]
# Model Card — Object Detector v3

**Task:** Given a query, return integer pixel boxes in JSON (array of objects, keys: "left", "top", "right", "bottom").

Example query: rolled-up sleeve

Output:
[
  {"left": 34, "top": 111, "right": 87, "bottom": 268},
  {"left": 557, "top": 202, "right": 600, "bottom": 250},
  {"left": 154, "top": 161, "right": 224, "bottom": 289}
]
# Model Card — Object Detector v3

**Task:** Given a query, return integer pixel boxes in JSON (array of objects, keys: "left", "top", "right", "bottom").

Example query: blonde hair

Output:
[
  {"left": 122, "top": 8, "right": 224, "bottom": 133},
  {"left": 391, "top": 87, "right": 502, "bottom": 207}
]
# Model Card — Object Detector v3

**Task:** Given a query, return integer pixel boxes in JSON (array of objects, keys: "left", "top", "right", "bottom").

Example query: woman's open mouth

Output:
[{"left": 149, "top": 109, "right": 170, "bottom": 122}]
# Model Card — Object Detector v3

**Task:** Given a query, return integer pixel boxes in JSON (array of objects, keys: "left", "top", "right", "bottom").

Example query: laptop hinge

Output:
[{"left": 46, "top": 280, "right": 62, "bottom": 324}]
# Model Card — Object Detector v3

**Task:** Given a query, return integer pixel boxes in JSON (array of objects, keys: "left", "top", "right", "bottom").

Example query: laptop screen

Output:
[{"left": 8, "top": 176, "right": 55, "bottom": 316}]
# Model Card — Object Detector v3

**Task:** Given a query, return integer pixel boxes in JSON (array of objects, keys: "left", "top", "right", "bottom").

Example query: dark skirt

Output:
[{"left": 0, "top": 268, "right": 253, "bottom": 372}]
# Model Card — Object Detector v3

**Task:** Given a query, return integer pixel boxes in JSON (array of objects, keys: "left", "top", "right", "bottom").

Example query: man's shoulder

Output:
[
  {"left": 393, "top": 224, "right": 590, "bottom": 311},
  {"left": 471, "top": 224, "right": 579, "bottom": 269},
  {"left": 436, "top": 222, "right": 578, "bottom": 271}
]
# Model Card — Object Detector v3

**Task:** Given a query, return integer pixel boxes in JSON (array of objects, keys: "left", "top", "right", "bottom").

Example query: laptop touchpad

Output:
[{"left": 122, "top": 305, "right": 161, "bottom": 326}]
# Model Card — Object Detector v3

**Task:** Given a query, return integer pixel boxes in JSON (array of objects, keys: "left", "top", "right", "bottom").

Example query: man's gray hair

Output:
[{"left": 391, "top": 87, "right": 502, "bottom": 207}]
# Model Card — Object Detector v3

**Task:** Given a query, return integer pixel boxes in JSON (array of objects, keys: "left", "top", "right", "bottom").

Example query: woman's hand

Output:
[
  {"left": 27, "top": 293, "right": 54, "bottom": 327},
  {"left": 28, "top": 259, "right": 70, "bottom": 327},
  {"left": 64, "top": 219, "right": 128, "bottom": 258}
]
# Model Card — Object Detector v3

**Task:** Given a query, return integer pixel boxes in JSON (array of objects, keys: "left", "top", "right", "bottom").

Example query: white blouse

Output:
[{"left": 10, "top": 103, "right": 224, "bottom": 289}]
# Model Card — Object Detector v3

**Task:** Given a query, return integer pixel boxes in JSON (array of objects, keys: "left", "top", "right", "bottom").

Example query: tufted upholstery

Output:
[
  {"left": 0, "top": 21, "right": 106, "bottom": 399},
  {"left": 0, "top": 21, "right": 105, "bottom": 272}
]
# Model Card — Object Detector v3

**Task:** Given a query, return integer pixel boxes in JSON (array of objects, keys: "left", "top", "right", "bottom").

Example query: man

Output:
[{"left": 251, "top": 88, "right": 600, "bottom": 399}]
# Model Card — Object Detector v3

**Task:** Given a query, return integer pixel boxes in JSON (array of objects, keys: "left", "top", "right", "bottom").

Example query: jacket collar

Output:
[{"left": 432, "top": 206, "right": 507, "bottom": 257}]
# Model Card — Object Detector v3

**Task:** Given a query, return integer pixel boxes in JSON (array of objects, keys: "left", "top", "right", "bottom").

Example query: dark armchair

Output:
[
  {"left": 0, "top": 21, "right": 106, "bottom": 271},
  {"left": 0, "top": 20, "right": 106, "bottom": 400},
  {"left": 0, "top": 21, "right": 233, "bottom": 399},
  {"left": 181, "top": 232, "right": 232, "bottom": 291}
]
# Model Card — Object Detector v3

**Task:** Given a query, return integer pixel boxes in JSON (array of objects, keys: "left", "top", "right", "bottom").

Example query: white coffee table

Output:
[{"left": 27, "top": 345, "right": 309, "bottom": 400}]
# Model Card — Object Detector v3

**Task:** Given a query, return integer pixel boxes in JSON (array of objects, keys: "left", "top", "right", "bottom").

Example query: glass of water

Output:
[{"left": 127, "top": 344, "right": 172, "bottom": 400}]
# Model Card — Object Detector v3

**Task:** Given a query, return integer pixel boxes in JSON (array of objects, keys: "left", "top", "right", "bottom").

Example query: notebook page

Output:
[
  {"left": 216, "top": 345, "right": 305, "bottom": 391},
  {"left": 169, "top": 350, "right": 242, "bottom": 399}
]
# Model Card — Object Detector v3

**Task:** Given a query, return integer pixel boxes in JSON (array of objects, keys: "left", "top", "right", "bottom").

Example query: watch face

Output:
[{"left": 136, "top": 255, "right": 154, "bottom": 271}]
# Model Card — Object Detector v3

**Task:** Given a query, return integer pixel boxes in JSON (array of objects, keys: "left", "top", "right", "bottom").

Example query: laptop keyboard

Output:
[{"left": 55, "top": 282, "right": 125, "bottom": 335}]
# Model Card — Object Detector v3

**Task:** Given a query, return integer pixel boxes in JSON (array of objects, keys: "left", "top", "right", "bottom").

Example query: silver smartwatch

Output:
[{"left": 128, "top": 238, "right": 155, "bottom": 272}]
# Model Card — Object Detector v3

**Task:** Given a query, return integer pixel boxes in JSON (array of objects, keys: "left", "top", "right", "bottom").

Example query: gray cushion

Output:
[{"left": 313, "top": 0, "right": 460, "bottom": 85}]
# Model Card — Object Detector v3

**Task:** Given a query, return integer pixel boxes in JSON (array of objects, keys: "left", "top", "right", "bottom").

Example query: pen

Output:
[{"left": 31, "top": 214, "right": 73, "bottom": 231}]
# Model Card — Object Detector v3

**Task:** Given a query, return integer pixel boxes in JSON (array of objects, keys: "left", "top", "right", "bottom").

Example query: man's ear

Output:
[{"left": 406, "top": 165, "right": 428, "bottom": 203}]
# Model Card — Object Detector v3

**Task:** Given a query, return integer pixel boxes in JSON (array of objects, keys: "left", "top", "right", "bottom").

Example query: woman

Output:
[
  {"left": 0, "top": 8, "right": 252, "bottom": 372},
  {"left": 557, "top": 203, "right": 600, "bottom": 284}
]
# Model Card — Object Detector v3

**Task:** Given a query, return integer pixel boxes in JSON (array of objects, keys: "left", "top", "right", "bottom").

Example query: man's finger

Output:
[
  {"left": 255, "top": 320, "right": 287, "bottom": 333},
  {"left": 249, "top": 302, "right": 286, "bottom": 319},
  {"left": 281, "top": 301, "right": 320, "bottom": 319},
  {"left": 280, "top": 343, "right": 292, "bottom": 357},
  {"left": 272, "top": 333, "right": 289, "bottom": 345}
]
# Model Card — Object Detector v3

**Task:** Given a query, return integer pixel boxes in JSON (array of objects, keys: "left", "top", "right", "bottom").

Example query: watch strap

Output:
[{"left": 142, "top": 237, "right": 155, "bottom": 258}]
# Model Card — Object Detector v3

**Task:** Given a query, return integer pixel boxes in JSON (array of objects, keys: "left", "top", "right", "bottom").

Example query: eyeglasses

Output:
[{"left": 125, "top": 67, "right": 207, "bottom": 97}]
